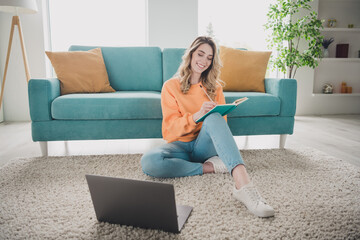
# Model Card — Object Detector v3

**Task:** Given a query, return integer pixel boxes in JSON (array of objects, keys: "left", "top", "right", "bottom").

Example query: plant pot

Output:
[{"left": 323, "top": 48, "right": 329, "bottom": 58}]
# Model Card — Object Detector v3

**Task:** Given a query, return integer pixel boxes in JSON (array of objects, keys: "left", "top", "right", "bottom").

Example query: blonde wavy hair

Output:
[{"left": 175, "top": 36, "right": 223, "bottom": 100}]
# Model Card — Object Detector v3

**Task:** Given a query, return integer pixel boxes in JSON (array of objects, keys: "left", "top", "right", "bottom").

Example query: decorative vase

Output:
[
  {"left": 323, "top": 48, "right": 329, "bottom": 58},
  {"left": 322, "top": 83, "right": 333, "bottom": 94}
]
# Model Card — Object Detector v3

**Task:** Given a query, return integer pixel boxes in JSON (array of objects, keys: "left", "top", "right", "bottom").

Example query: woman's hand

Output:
[{"left": 193, "top": 101, "right": 217, "bottom": 122}]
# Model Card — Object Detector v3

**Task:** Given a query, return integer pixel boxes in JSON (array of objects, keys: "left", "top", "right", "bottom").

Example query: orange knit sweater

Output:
[{"left": 161, "top": 78, "right": 226, "bottom": 143}]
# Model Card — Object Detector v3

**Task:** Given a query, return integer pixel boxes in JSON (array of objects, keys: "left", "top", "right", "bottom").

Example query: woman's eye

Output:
[{"left": 198, "top": 53, "right": 203, "bottom": 57}]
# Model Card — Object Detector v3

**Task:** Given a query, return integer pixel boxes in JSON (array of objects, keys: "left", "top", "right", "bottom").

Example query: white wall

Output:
[
  {"left": 0, "top": 0, "right": 358, "bottom": 122},
  {"left": 148, "top": 0, "right": 198, "bottom": 48},
  {"left": 0, "top": 95, "right": 3, "bottom": 121}
]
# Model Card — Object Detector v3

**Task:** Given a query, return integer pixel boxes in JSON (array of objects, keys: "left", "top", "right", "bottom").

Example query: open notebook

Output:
[{"left": 195, "top": 97, "right": 248, "bottom": 123}]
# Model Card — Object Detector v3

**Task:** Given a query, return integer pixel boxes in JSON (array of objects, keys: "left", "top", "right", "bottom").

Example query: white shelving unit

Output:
[
  {"left": 321, "top": 28, "right": 360, "bottom": 32},
  {"left": 318, "top": 58, "right": 360, "bottom": 62},
  {"left": 312, "top": 93, "right": 360, "bottom": 97},
  {"left": 313, "top": 0, "right": 360, "bottom": 95}
]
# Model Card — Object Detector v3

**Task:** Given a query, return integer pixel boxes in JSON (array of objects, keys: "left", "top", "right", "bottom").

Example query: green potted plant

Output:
[{"left": 264, "top": 0, "right": 324, "bottom": 78}]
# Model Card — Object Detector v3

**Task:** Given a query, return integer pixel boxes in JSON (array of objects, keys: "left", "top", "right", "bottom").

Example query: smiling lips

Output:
[{"left": 197, "top": 62, "right": 206, "bottom": 70}]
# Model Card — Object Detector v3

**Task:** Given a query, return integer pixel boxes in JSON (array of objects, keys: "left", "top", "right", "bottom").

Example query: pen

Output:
[{"left": 200, "top": 85, "right": 215, "bottom": 103}]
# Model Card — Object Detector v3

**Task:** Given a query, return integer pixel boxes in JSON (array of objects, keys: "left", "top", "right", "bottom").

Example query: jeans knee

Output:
[
  {"left": 203, "top": 112, "right": 223, "bottom": 128},
  {"left": 141, "top": 150, "right": 165, "bottom": 177}
]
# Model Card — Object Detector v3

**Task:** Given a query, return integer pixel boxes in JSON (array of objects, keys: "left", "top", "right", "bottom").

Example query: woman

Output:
[{"left": 141, "top": 36, "right": 274, "bottom": 218}]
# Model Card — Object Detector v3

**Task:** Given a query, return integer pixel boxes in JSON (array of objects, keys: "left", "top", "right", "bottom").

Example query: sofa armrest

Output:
[
  {"left": 265, "top": 78, "right": 297, "bottom": 116},
  {"left": 28, "top": 78, "right": 61, "bottom": 121}
]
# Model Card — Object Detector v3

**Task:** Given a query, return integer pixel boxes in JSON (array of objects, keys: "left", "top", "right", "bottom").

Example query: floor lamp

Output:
[{"left": 0, "top": 0, "right": 38, "bottom": 111}]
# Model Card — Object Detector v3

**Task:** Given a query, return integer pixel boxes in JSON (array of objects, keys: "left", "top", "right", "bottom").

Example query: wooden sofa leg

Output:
[
  {"left": 279, "top": 134, "right": 287, "bottom": 149},
  {"left": 39, "top": 141, "right": 48, "bottom": 157}
]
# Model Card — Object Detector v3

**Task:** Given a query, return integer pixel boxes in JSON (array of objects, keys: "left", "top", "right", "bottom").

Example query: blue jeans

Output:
[{"left": 141, "top": 113, "right": 244, "bottom": 178}]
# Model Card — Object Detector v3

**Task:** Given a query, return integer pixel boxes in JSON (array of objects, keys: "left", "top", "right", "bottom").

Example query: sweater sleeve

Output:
[
  {"left": 161, "top": 82, "right": 198, "bottom": 140},
  {"left": 216, "top": 83, "right": 227, "bottom": 122}
]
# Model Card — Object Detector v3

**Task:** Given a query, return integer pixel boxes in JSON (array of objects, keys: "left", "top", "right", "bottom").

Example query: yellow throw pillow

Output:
[
  {"left": 46, "top": 48, "right": 115, "bottom": 95},
  {"left": 219, "top": 46, "right": 271, "bottom": 92}
]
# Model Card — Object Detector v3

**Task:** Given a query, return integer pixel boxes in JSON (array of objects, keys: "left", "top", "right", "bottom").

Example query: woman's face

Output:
[{"left": 190, "top": 43, "right": 213, "bottom": 75}]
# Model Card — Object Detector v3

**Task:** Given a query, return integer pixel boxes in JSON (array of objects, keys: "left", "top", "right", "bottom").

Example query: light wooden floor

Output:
[{"left": 1, "top": 115, "right": 359, "bottom": 168}]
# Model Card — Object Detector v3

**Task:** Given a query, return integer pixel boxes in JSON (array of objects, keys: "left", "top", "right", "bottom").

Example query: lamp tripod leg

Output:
[
  {"left": 15, "top": 16, "right": 31, "bottom": 82},
  {"left": 0, "top": 16, "right": 31, "bottom": 111},
  {"left": 0, "top": 16, "right": 16, "bottom": 111}
]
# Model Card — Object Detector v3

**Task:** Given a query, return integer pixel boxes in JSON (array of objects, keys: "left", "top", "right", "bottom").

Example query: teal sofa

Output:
[{"left": 28, "top": 46, "right": 297, "bottom": 156}]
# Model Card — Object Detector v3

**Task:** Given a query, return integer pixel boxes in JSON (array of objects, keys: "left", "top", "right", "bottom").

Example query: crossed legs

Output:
[{"left": 141, "top": 113, "right": 250, "bottom": 189}]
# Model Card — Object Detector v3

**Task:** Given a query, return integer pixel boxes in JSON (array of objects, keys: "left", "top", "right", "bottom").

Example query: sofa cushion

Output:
[
  {"left": 45, "top": 48, "right": 115, "bottom": 95},
  {"left": 69, "top": 46, "right": 163, "bottom": 92},
  {"left": 51, "top": 92, "right": 162, "bottom": 120},
  {"left": 52, "top": 92, "right": 279, "bottom": 120},
  {"left": 219, "top": 46, "right": 271, "bottom": 92},
  {"left": 224, "top": 92, "right": 280, "bottom": 117}
]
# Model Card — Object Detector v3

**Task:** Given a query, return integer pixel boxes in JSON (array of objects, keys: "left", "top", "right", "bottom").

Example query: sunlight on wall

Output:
[
  {"left": 199, "top": 0, "right": 277, "bottom": 77},
  {"left": 198, "top": 0, "right": 273, "bottom": 51},
  {"left": 49, "top": 0, "right": 146, "bottom": 51}
]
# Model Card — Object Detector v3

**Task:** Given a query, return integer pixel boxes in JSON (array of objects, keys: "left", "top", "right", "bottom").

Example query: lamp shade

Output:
[{"left": 0, "top": 0, "right": 38, "bottom": 14}]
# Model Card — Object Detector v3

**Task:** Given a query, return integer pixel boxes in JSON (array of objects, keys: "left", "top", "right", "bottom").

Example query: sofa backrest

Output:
[
  {"left": 69, "top": 46, "right": 163, "bottom": 92},
  {"left": 162, "top": 48, "right": 186, "bottom": 84}
]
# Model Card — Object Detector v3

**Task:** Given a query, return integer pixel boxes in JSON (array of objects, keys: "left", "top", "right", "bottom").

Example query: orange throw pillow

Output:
[
  {"left": 46, "top": 48, "right": 115, "bottom": 95},
  {"left": 219, "top": 46, "right": 271, "bottom": 92}
]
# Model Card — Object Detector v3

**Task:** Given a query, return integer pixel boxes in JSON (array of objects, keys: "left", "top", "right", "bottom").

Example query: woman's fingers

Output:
[{"left": 201, "top": 101, "right": 217, "bottom": 113}]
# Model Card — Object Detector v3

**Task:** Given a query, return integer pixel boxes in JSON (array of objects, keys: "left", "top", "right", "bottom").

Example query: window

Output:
[
  {"left": 48, "top": 0, "right": 147, "bottom": 51},
  {"left": 198, "top": 0, "right": 273, "bottom": 51}
]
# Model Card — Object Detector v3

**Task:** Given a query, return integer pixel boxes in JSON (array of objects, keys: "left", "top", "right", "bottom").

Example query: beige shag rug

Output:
[{"left": 0, "top": 148, "right": 359, "bottom": 239}]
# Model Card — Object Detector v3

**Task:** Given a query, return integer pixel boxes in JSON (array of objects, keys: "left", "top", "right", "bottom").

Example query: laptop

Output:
[{"left": 85, "top": 174, "right": 193, "bottom": 233}]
